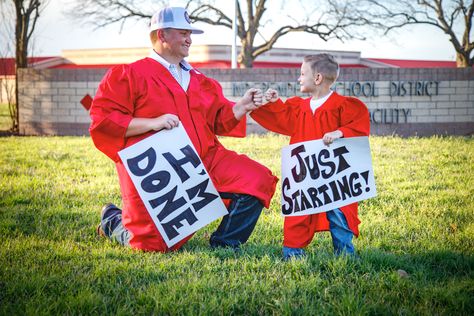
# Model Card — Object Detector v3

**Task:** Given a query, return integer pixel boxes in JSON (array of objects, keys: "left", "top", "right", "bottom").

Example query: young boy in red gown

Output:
[{"left": 250, "top": 54, "right": 370, "bottom": 259}]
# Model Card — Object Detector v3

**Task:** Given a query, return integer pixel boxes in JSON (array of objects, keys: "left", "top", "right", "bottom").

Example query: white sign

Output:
[
  {"left": 281, "top": 137, "right": 376, "bottom": 216},
  {"left": 118, "top": 123, "right": 228, "bottom": 247}
]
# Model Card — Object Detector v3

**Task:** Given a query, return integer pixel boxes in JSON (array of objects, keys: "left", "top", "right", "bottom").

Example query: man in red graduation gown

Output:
[
  {"left": 90, "top": 6, "right": 277, "bottom": 252},
  {"left": 250, "top": 54, "right": 370, "bottom": 260}
]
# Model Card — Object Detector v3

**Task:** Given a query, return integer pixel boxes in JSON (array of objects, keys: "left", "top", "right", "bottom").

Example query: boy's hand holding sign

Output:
[{"left": 281, "top": 136, "right": 376, "bottom": 216}]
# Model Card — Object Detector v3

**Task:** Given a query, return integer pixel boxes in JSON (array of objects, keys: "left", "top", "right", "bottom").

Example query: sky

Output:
[{"left": 2, "top": 0, "right": 458, "bottom": 61}]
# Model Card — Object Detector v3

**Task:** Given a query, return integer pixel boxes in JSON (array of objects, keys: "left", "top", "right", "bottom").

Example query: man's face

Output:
[
  {"left": 163, "top": 28, "right": 192, "bottom": 59},
  {"left": 298, "top": 62, "right": 317, "bottom": 93}
]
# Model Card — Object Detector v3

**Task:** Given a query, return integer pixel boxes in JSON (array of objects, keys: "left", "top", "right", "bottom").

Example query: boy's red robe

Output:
[
  {"left": 251, "top": 92, "right": 370, "bottom": 248},
  {"left": 90, "top": 58, "right": 277, "bottom": 252}
]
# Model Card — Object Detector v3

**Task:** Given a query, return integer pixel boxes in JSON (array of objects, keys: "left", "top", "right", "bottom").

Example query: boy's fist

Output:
[{"left": 265, "top": 89, "right": 279, "bottom": 103}]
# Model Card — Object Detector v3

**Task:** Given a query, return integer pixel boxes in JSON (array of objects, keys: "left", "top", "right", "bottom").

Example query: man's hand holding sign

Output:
[{"left": 118, "top": 123, "right": 228, "bottom": 247}]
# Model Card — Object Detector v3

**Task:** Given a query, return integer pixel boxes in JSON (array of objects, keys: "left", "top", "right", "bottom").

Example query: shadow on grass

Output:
[
  {"left": 2, "top": 207, "right": 473, "bottom": 315},
  {"left": 178, "top": 238, "right": 474, "bottom": 279},
  {"left": 4, "top": 205, "right": 473, "bottom": 276},
  {"left": 358, "top": 247, "right": 473, "bottom": 280},
  {"left": 0, "top": 130, "right": 15, "bottom": 136},
  {"left": 3, "top": 204, "right": 473, "bottom": 288}
]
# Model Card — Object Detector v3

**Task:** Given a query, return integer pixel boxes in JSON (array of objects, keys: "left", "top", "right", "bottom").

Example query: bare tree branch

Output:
[
  {"left": 186, "top": 0, "right": 382, "bottom": 67},
  {"left": 67, "top": 0, "right": 384, "bottom": 68},
  {"left": 67, "top": 0, "right": 156, "bottom": 30},
  {"left": 188, "top": 5, "right": 232, "bottom": 28},
  {"left": 26, "top": 1, "right": 41, "bottom": 42},
  {"left": 64, "top": 0, "right": 473, "bottom": 67},
  {"left": 361, "top": 0, "right": 473, "bottom": 67}
]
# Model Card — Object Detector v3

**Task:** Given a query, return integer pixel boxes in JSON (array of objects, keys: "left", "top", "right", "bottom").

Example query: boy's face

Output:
[{"left": 298, "top": 62, "right": 318, "bottom": 93}]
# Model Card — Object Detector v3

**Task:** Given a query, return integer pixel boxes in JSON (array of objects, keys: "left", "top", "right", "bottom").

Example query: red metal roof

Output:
[
  {"left": 51, "top": 64, "right": 117, "bottom": 69},
  {"left": 0, "top": 57, "right": 58, "bottom": 75},
  {"left": 49, "top": 60, "right": 366, "bottom": 70},
  {"left": 368, "top": 58, "right": 457, "bottom": 68},
  {"left": 184, "top": 60, "right": 368, "bottom": 69},
  {"left": 0, "top": 56, "right": 459, "bottom": 76}
]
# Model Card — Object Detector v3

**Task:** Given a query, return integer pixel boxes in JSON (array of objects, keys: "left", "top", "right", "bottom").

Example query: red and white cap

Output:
[{"left": 150, "top": 7, "right": 204, "bottom": 34}]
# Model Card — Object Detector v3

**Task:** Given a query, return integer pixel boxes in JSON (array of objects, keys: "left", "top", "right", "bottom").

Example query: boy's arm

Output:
[
  {"left": 250, "top": 89, "right": 298, "bottom": 136},
  {"left": 338, "top": 98, "right": 371, "bottom": 137},
  {"left": 326, "top": 97, "right": 370, "bottom": 143},
  {"left": 323, "top": 97, "right": 370, "bottom": 145}
]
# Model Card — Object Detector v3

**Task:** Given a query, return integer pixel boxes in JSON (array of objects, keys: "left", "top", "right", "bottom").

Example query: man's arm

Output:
[
  {"left": 232, "top": 88, "right": 263, "bottom": 120},
  {"left": 125, "top": 114, "right": 179, "bottom": 137}
]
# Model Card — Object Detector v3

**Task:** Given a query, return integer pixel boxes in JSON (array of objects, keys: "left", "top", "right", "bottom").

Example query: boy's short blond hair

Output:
[{"left": 304, "top": 54, "right": 339, "bottom": 84}]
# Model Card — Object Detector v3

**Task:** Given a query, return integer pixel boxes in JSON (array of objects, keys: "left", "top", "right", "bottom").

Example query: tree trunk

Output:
[
  {"left": 12, "top": 0, "right": 32, "bottom": 134},
  {"left": 237, "top": 42, "right": 254, "bottom": 68},
  {"left": 455, "top": 52, "right": 471, "bottom": 67},
  {"left": 238, "top": 54, "right": 254, "bottom": 68},
  {"left": 15, "top": 1, "right": 29, "bottom": 69}
]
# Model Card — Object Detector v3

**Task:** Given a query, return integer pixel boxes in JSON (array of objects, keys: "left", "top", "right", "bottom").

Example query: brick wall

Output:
[
  {"left": 18, "top": 67, "right": 474, "bottom": 136},
  {"left": 17, "top": 69, "right": 106, "bottom": 135}
]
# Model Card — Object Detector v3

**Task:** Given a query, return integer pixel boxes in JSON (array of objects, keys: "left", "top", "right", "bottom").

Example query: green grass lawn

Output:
[{"left": 1, "top": 135, "right": 473, "bottom": 315}]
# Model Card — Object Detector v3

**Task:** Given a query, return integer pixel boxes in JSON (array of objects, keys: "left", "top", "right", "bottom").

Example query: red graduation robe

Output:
[
  {"left": 250, "top": 92, "right": 370, "bottom": 248},
  {"left": 90, "top": 58, "right": 277, "bottom": 252}
]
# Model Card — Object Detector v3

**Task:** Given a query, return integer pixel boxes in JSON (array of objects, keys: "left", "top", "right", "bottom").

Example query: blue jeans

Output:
[
  {"left": 283, "top": 208, "right": 355, "bottom": 258},
  {"left": 327, "top": 208, "right": 355, "bottom": 256},
  {"left": 210, "top": 193, "right": 264, "bottom": 248},
  {"left": 106, "top": 193, "right": 263, "bottom": 249}
]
